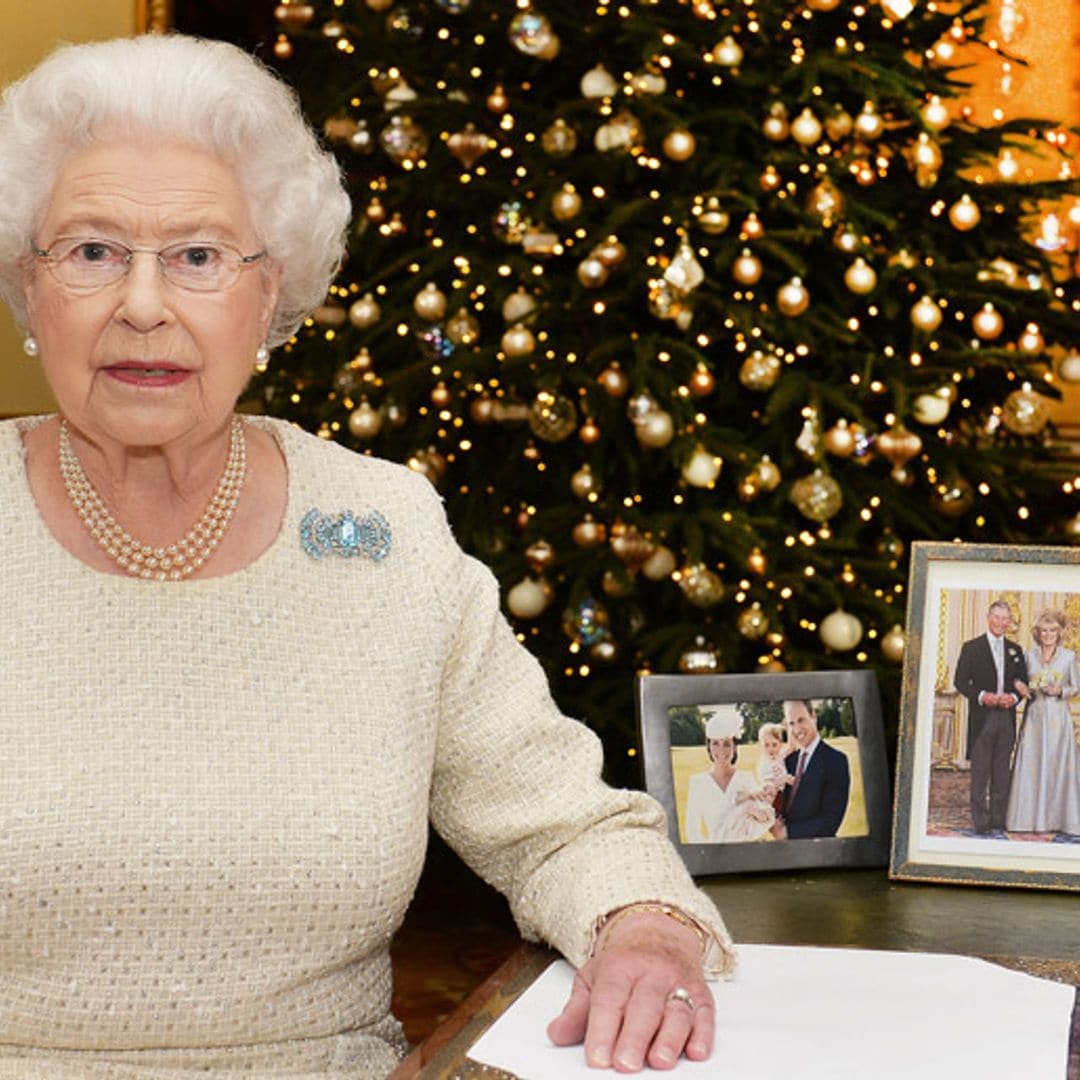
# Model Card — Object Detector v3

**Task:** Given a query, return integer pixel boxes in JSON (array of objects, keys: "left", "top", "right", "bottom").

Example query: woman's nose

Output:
[{"left": 114, "top": 251, "right": 171, "bottom": 331}]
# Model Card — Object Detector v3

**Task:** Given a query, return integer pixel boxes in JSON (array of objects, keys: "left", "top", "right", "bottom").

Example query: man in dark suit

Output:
[
  {"left": 771, "top": 699, "right": 850, "bottom": 839},
  {"left": 953, "top": 600, "right": 1029, "bottom": 834}
]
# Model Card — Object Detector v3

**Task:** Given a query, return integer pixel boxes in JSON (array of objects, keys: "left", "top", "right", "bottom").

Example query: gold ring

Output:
[{"left": 667, "top": 986, "right": 694, "bottom": 1010}]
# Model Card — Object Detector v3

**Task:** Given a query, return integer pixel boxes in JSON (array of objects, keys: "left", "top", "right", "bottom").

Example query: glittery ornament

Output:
[
  {"left": 929, "top": 476, "right": 974, "bottom": 517},
  {"left": 662, "top": 129, "right": 697, "bottom": 161},
  {"left": 580, "top": 64, "right": 617, "bottom": 99},
  {"left": 642, "top": 545, "right": 677, "bottom": 581},
  {"left": 948, "top": 194, "right": 981, "bottom": 231},
  {"left": 737, "top": 603, "right": 770, "bottom": 640},
  {"left": 881, "top": 624, "right": 906, "bottom": 663},
  {"left": 551, "top": 183, "right": 582, "bottom": 221},
  {"left": 647, "top": 278, "right": 686, "bottom": 321},
  {"left": 692, "top": 195, "right": 729, "bottom": 234},
  {"left": 843, "top": 257, "right": 877, "bottom": 294},
  {"left": 972, "top": 302, "right": 1004, "bottom": 341},
  {"left": 447, "top": 124, "right": 490, "bottom": 168},
  {"left": 562, "top": 597, "right": 610, "bottom": 646},
  {"left": 413, "top": 282, "right": 448, "bottom": 322},
  {"left": 664, "top": 241, "right": 705, "bottom": 293},
  {"left": 508, "top": 10, "right": 559, "bottom": 58},
  {"left": 380, "top": 115, "right": 429, "bottom": 166},
  {"left": 626, "top": 392, "right": 659, "bottom": 425},
  {"left": 445, "top": 308, "right": 480, "bottom": 347},
  {"left": 679, "top": 638, "right": 721, "bottom": 673},
  {"left": 820, "top": 609, "right": 863, "bottom": 651},
  {"left": 795, "top": 408, "right": 822, "bottom": 460},
  {"left": 416, "top": 325, "right": 455, "bottom": 362},
  {"left": 492, "top": 201, "right": 529, "bottom": 244},
  {"left": 594, "top": 111, "right": 644, "bottom": 153},
  {"left": 1001, "top": 386, "right": 1049, "bottom": 436},
  {"left": 681, "top": 446, "right": 723, "bottom": 487},
  {"left": 790, "top": 469, "right": 843, "bottom": 522},
  {"left": 541, "top": 118, "right": 578, "bottom": 156},
  {"left": 528, "top": 392, "right": 578, "bottom": 442},
  {"left": 508, "top": 577, "right": 551, "bottom": 618},
  {"left": 754, "top": 456, "right": 782, "bottom": 491},
  {"left": 732, "top": 249, "right": 763, "bottom": 286},
  {"left": 610, "top": 524, "right": 655, "bottom": 570},
  {"left": 677, "top": 564, "right": 726, "bottom": 608},
  {"left": 910, "top": 295, "right": 943, "bottom": 333},
  {"left": 806, "top": 178, "right": 844, "bottom": 224},
  {"left": 739, "top": 351, "right": 781, "bottom": 392},
  {"left": 349, "top": 293, "right": 381, "bottom": 329},
  {"left": 348, "top": 401, "right": 383, "bottom": 440},
  {"left": 502, "top": 287, "right": 537, "bottom": 324},
  {"left": 501, "top": 324, "right": 536, "bottom": 357},
  {"left": 777, "top": 277, "right": 810, "bottom": 316}
]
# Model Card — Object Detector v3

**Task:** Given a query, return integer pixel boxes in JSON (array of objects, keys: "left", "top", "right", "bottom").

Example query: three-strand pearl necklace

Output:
[{"left": 58, "top": 417, "right": 247, "bottom": 581}]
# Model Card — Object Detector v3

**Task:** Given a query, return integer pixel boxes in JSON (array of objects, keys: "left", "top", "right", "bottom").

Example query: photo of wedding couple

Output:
[{"left": 668, "top": 697, "right": 869, "bottom": 846}]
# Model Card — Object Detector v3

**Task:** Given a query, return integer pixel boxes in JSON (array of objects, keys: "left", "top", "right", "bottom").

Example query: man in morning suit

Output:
[
  {"left": 953, "top": 600, "right": 1029, "bottom": 834},
  {"left": 771, "top": 699, "right": 850, "bottom": 839}
]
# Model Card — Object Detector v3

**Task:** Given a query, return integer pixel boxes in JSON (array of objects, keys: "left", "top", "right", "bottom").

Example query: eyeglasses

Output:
[{"left": 32, "top": 237, "right": 267, "bottom": 293}]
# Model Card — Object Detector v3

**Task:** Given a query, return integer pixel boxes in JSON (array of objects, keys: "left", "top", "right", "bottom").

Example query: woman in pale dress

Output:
[
  {"left": 1005, "top": 610, "right": 1080, "bottom": 835},
  {"left": 684, "top": 714, "right": 775, "bottom": 843}
]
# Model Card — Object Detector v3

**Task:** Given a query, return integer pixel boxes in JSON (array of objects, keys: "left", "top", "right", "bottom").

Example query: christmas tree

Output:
[{"left": 257, "top": 0, "right": 1079, "bottom": 782}]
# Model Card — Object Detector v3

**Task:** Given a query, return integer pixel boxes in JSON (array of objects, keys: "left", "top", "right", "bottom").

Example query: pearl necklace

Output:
[{"left": 58, "top": 417, "right": 247, "bottom": 581}]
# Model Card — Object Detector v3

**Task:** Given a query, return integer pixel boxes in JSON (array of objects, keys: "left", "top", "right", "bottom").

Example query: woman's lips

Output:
[{"left": 103, "top": 362, "right": 193, "bottom": 388}]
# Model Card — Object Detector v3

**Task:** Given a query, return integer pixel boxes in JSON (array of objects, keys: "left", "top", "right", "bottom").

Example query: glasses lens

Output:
[
  {"left": 52, "top": 239, "right": 129, "bottom": 288},
  {"left": 160, "top": 242, "right": 234, "bottom": 291}
]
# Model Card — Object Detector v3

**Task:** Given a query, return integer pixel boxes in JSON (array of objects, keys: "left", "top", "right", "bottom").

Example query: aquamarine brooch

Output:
[{"left": 300, "top": 508, "right": 392, "bottom": 562}]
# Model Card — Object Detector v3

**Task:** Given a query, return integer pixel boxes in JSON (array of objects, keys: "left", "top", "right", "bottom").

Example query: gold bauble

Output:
[
  {"left": 920, "top": 95, "right": 950, "bottom": 132},
  {"left": 776, "top": 277, "right": 810, "bottom": 317},
  {"left": 881, "top": 624, "right": 906, "bottom": 663},
  {"left": 712, "top": 35, "right": 744, "bottom": 67},
  {"left": 407, "top": 448, "right": 447, "bottom": 484},
  {"left": 807, "top": 178, "right": 844, "bottom": 223},
  {"left": 807, "top": 0, "right": 842, "bottom": 10},
  {"left": 1064, "top": 510, "right": 1080, "bottom": 543},
  {"left": 1058, "top": 350, "right": 1080, "bottom": 384},
  {"left": 551, "top": 183, "right": 582, "bottom": 221},
  {"left": 762, "top": 102, "right": 789, "bottom": 142},
  {"left": 469, "top": 396, "right": 496, "bottom": 424},
  {"left": 430, "top": 382, "right": 452, "bottom": 408},
  {"left": 275, "top": 3, "right": 315, "bottom": 27},
  {"left": 833, "top": 226, "right": 859, "bottom": 253},
  {"left": 528, "top": 392, "right": 578, "bottom": 442},
  {"left": 852, "top": 160, "right": 876, "bottom": 187},
  {"left": 736, "top": 603, "right": 770, "bottom": 640},
  {"left": 501, "top": 324, "right": 537, "bottom": 357},
  {"left": 820, "top": 609, "right": 863, "bottom": 652},
  {"left": 349, "top": 293, "right": 381, "bottom": 329},
  {"left": 598, "top": 364, "right": 629, "bottom": 397},
  {"left": 541, "top": 118, "right": 578, "bottom": 157},
  {"left": 578, "top": 418, "right": 601, "bottom": 445},
  {"left": 446, "top": 307, "right": 481, "bottom": 347},
  {"left": 662, "top": 129, "right": 697, "bottom": 162},
  {"left": 877, "top": 424, "right": 923, "bottom": 467},
  {"left": 681, "top": 446, "right": 723, "bottom": 487},
  {"left": 593, "top": 238, "right": 627, "bottom": 267},
  {"left": 692, "top": 195, "right": 729, "bottom": 235},
  {"left": 313, "top": 304, "right": 346, "bottom": 327},
  {"left": 755, "top": 455, "right": 782, "bottom": 491},
  {"left": 572, "top": 516, "right": 607, "bottom": 547},
  {"left": 843, "top": 257, "right": 877, "bottom": 295},
  {"left": 929, "top": 476, "right": 974, "bottom": 517},
  {"left": 689, "top": 365, "right": 715, "bottom": 397},
  {"left": 912, "top": 393, "right": 950, "bottom": 425},
  {"left": 911, "top": 295, "right": 943, "bottom": 333},
  {"left": 635, "top": 410, "right": 675, "bottom": 448},
  {"left": 348, "top": 401, "right": 382, "bottom": 440},
  {"left": 642, "top": 545, "right": 677, "bottom": 581},
  {"left": 739, "top": 350, "right": 781, "bottom": 392},
  {"left": 854, "top": 103, "right": 884, "bottom": 140},
  {"left": 365, "top": 197, "right": 387, "bottom": 223},
  {"left": 791, "top": 107, "right": 823, "bottom": 146},
  {"left": 740, "top": 213, "right": 765, "bottom": 240},
  {"left": 790, "top": 469, "right": 843, "bottom": 522},
  {"left": 580, "top": 63, "right": 618, "bottom": 99},
  {"left": 824, "top": 107, "right": 854, "bottom": 141},
  {"left": 447, "top": 124, "right": 490, "bottom": 169},
  {"left": 486, "top": 85, "right": 509, "bottom": 114},
  {"left": 738, "top": 476, "right": 761, "bottom": 502},
  {"left": 732, "top": 249, "right": 763, "bottom": 285},
  {"left": 413, "top": 282, "right": 448, "bottom": 322},
  {"left": 1017, "top": 323, "right": 1044, "bottom": 354},
  {"left": 273, "top": 35, "right": 294, "bottom": 60},
  {"left": 571, "top": 464, "right": 600, "bottom": 499},
  {"left": 590, "top": 639, "right": 619, "bottom": 664},
  {"left": 594, "top": 111, "right": 644, "bottom": 154},
  {"left": 972, "top": 302, "right": 1004, "bottom": 341},
  {"left": 507, "top": 577, "right": 551, "bottom": 619},
  {"left": 610, "top": 524, "right": 656, "bottom": 570},
  {"left": 760, "top": 166, "right": 782, "bottom": 193},
  {"left": 677, "top": 565, "right": 726, "bottom": 609},
  {"left": 678, "top": 638, "right": 721, "bottom": 674},
  {"left": 502, "top": 288, "right": 537, "bottom": 324},
  {"left": 823, "top": 419, "right": 856, "bottom": 457},
  {"left": 746, "top": 547, "right": 768, "bottom": 575},
  {"left": 577, "top": 256, "right": 610, "bottom": 289},
  {"left": 525, "top": 539, "right": 556, "bottom": 574},
  {"left": 948, "top": 194, "right": 981, "bottom": 231},
  {"left": 1001, "top": 386, "right": 1049, "bottom": 436}
]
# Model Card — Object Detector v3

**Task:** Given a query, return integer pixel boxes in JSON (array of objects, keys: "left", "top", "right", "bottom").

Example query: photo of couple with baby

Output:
[{"left": 670, "top": 698, "right": 869, "bottom": 845}]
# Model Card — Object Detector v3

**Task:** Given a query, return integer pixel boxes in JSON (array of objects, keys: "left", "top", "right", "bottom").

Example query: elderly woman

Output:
[
  {"left": 1006, "top": 610, "right": 1080, "bottom": 835},
  {"left": 0, "top": 34, "right": 733, "bottom": 1077}
]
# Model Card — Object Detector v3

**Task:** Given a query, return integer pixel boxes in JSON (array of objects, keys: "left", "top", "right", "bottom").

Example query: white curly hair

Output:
[{"left": 0, "top": 33, "right": 351, "bottom": 347}]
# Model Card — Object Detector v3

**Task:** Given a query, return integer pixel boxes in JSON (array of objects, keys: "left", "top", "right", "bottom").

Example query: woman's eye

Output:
[
  {"left": 74, "top": 241, "right": 120, "bottom": 263},
  {"left": 176, "top": 245, "right": 221, "bottom": 268}
]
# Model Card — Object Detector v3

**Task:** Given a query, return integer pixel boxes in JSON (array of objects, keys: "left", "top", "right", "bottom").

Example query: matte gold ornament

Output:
[
  {"left": 501, "top": 324, "right": 537, "bottom": 357},
  {"left": 446, "top": 307, "right": 481, "bottom": 346},
  {"left": 776, "top": 277, "right": 810, "bottom": 317},
  {"left": 910, "top": 295, "right": 943, "bottom": 333},
  {"left": 739, "top": 350, "right": 781, "bottom": 391},
  {"left": 1058, "top": 350, "right": 1080, "bottom": 384},
  {"left": 929, "top": 476, "right": 974, "bottom": 517},
  {"left": 541, "top": 118, "right": 577, "bottom": 157},
  {"left": 273, "top": 35, "right": 294, "bottom": 60},
  {"left": 662, "top": 129, "right": 697, "bottom": 162},
  {"left": 790, "top": 469, "right": 843, "bottom": 522},
  {"left": 807, "top": 0, "right": 841, "bottom": 10},
  {"left": 507, "top": 577, "right": 551, "bottom": 618},
  {"left": 349, "top": 293, "right": 381, "bottom": 329},
  {"left": 692, "top": 195, "right": 729, "bottom": 234},
  {"left": 502, "top": 287, "right": 537, "bottom": 324},
  {"left": 630, "top": 67, "right": 667, "bottom": 96},
  {"left": 948, "top": 194, "right": 981, "bottom": 231},
  {"left": 578, "top": 418, "right": 601, "bottom": 445},
  {"left": 854, "top": 102, "right": 884, "bottom": 141},
  {"left": 823, "top": 419, "right": 856, "bottom": 457},
  {"left": 678, "top": 638, "right": 721, "bottom": 674},
  {"left": 677, "top": 564, "right": 726, "bottom": 608},
  {"left": 528, "top": 392, "right": 578, "bottom": 442},
  {"left": 571, "top": 464, "right": 599, "bottom": 499},
  {"left": 580, "top": 63, "right": 618, "bottom": 99},
  {"left": 824, "top": 107, "right": 853, "bottom": 142},
  {"left": 413, "top": 282, "right": 447, "bottom": 321},
  {"left": 737, "top": 603, "right": 769, "bottom": 640},
  {"left": 681, "top": 446, "right": 723, "bottom": 487},
  {"left": 577, "top": 256, "right": 610, "bottom": 288},
  {"left": 447, "top": 124, "right": 490, "bottom": 168},
  {"left": 664, "top": 241, "right": 705, "bottom": 292},
  {"left": 469, "top": 396, "right": 496, "bottom": 424},
  {"left": 635, "top": 410, "right": 675, "bottom": 448},
  {"left": 762, "top": 103, "right": 789, "bottom": 142},
  {"left": 525, "top": 539, "right": 556, "bottom": 574},
  {"left": 877, "top": 424, "right": 923, "bottom": 467},
  {"left": 843, "top": 257, "right": 877, "bottom": 295},
  {"left": 972, "top": 302, "right": 1004, "bottom": 341},
  {"left": 920, "top": 95, "right": 950, "bottom": 132},
  {"left": 807, "top": 178, "right": 844, "bottom": 224},
  {"left": 313, "top": 304, "right": 347, "bottom": 327},
  {"left": 820, "top": 609, "right": 863, "bottom": 651},
  {"left": 348, "top": 401, "right": 383, "bottom": 440},
  {"left": 594, "top": 112, "right": 644, "bottom": 153},
  {"left": 551, "top": 183, "right": 582, "bottom": 221},
  {"left": 275, "top": 3, "right": 315, "bottom": 27},
  {"left": 746, "top": 547, "right": 768, "bottom": 575},
  {"left": 429, "top": 382, "right": 452, "bottom": 408},
  {"left": 642, "top": 545, "right": 677, "bottom": 581},
  {"left": 689, "top": 365, "right": 715, "bottom": 397},
  {"left": 881, "top": 624, "right": 906, "bottom": 663},
  {"left": 912, "top": 392, "right": 950, "bottom": 425},
  {"left": 732, "top": 249, "right": 763, "bottom": 285},
  {"left": 593, "top": 237, "right": 627, "bottom": 267},
  {"left": 572, "top": 516, "right": 606, "bottom": 547},
  {"left": 833, "top": 226, "right": 859, "bottom": 253},
  {"left": 486, "top": 85, "right": 509, "bottom": 114},
  {"left": 791, "top": 107, "right": 823, "bottom": 146},
  {"left": 760, "top": 166, "right": 782, "bottom": 193},
  {"left": 598, "top": 364, "right": 629, "bottom": 397},
  {"left": 740, "top": 213, "right": 764, "bottom": 240},
  {"left": 712, "top": 35, "right": 744, "bottom": 67},
  {"left": 1017, "top": 323, "right": 1044, "bottom": 354},
  {"left": 1001, "top": 386, "right": 1049, "bottom": 435}
]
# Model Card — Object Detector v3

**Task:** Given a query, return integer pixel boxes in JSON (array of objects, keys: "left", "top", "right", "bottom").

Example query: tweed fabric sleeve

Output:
[{"left": 417, "top": 484, "right": 736, "bottom": 977}]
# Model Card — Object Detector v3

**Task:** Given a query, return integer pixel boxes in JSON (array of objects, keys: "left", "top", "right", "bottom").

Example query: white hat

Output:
[{"left": 704, "top": 707, "right": 744, "bottom": 741}]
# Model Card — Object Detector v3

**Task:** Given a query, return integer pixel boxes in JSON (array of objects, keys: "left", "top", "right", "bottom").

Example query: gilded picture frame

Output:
[
  {"left": 636, "top": 670, "right": 891, "bottom": 877},
  {"left": 136, "top": 0, "right": 173, "bottom": 34},
  {"left": 890, "top": 541, "right": 1080, "bottom": 891}
]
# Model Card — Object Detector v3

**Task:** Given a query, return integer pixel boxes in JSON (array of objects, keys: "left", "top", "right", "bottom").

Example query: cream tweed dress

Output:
[{"left": 0, "top": 415, "right": 734, "bottom": 1077}]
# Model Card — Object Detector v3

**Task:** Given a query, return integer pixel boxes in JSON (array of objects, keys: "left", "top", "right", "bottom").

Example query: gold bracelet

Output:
[{"left": 597, "top": 902, "right": 709, "bottom": 957}]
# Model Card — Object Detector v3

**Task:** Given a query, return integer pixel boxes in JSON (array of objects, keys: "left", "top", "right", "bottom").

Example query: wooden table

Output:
[{"left": 391, "top": 869, "right": 1080, "bottom": 1078}]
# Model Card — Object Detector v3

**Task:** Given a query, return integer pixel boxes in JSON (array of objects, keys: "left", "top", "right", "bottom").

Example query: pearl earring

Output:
[
  {"left": 254, "top": 344, "right": 270, "bottom": 373},
  {"left": 22, "top": 335, "right": 39, "bottom": 358}
]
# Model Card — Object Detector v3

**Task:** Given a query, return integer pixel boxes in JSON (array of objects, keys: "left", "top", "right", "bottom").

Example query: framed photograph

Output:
[
  {"left": 891, "top": 542, "right": 1080, "bottom": 891},
  {"left": 637, "top": 670, "right": 891, "bottom": 876}
]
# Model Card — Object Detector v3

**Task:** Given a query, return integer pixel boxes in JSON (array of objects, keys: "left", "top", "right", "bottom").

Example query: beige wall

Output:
[{"left": 0, "top": 0, "right": 135, "bottom": 415}]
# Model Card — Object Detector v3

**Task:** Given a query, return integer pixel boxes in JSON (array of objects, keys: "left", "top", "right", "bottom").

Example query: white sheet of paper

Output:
[{"left": 467, "top": 944, "right": 1075, "bottom": 1079}]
